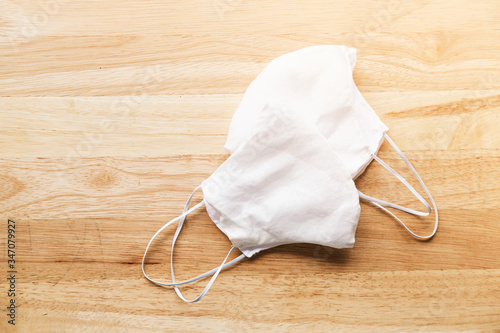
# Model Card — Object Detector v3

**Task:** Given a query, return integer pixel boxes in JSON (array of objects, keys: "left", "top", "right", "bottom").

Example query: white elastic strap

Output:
[
  {"left": 170, "top": 186, "right": 244, "bottom": 303},
  {"left": 359, "top": 133, "right": 439, "bottom": 240},
  {"left": 141, "top": 185, "right": 246, "bottom": 302},
  {"left": 358, "top": 155, "right": 431, "bottom": 217}
]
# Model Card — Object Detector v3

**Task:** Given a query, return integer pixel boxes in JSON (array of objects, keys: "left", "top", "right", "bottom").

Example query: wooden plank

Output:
[
  {"left": 1, "top": 1, "right": 499, "bottom": 96},
  {"left": 0, "top": 91, "right": 499, "bottom": 157},
  {"left": 9, "top": 263, "right": 500, "bottom": 332}
]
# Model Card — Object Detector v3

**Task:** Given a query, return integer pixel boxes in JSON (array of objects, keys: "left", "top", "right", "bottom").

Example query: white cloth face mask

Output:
[
  {"left": 142, "top": 103, "right": 360, "bottom": 303},
  {"left": 225, "top": 45, "right": 381, "bottom": 179},
  {"left": 224, "top": 45, "right": 438, "bottom": 241}
]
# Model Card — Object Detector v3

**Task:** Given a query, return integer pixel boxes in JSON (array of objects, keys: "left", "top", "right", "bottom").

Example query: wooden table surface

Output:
[{"left": 1, "top": 0, "right": 500, "bottom": 331}]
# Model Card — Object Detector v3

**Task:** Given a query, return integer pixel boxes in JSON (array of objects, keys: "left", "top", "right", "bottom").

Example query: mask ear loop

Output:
[
  {"left": 358, "top": 133, "right": 439, "bottom": 240},
  {"left": 142, "top": 185, "right": 246, "bottom": 303},
  {"left": 357, "top": 157, "right": 432, "bottom": 217}
]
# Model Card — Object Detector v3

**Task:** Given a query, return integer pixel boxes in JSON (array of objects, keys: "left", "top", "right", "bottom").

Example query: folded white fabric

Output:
[
  {"left": 203, "top": 102, "right": 360, "bottom": 258},
  {"left": 143, "top": 102, "right": 360, "bottom": 302},
  {"left": 225, "top": 45, "right": 387, "bottom": 179},
  {"left": 142, "top": 45, "right": 439, "bottom": 303}
]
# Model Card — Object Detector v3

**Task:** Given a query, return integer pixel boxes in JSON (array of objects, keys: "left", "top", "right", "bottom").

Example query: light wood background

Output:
[{"left": 1, "top": 0, "right": 500, "bottom": 332}]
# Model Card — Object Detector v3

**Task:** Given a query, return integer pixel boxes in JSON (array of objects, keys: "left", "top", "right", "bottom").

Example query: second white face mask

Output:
[
  {"left": 225, "top": 45, "right": 385, "bottom": 179},
  {"left": 224, "top": 45, "right": 438, "bottom": 241}
]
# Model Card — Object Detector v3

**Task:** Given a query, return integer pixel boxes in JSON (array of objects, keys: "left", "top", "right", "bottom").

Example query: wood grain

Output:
[{"left": 1, "top": 0, "right": 499, "bottom": 331}]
